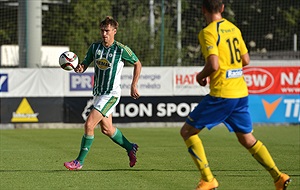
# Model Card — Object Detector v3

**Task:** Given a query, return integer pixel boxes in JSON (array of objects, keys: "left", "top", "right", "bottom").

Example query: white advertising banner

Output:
[
  {"left": 0, "top": 68, "right": 64, "bottom": 97},
  {"left": 1, "top": 67, "right": 209, "bottom": 98},
  {"left": 174, "top": 67, "right": 210, "bottom": 95},
  {"left": 121, "top": 67, "right": 173, "bottom": 96},
  {"left": 0, "top": 45, "right": 69, "bottom": 67},
  {"left": 64, "top": 67, "right": 174, "bottom": 97}
]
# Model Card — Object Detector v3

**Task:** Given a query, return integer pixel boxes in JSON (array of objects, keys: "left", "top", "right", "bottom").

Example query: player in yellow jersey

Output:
[{"left": 180, "top": 0, "right": 291, "bottom": 189}]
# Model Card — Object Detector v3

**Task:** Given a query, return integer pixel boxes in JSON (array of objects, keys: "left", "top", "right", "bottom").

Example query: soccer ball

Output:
[{"left": 59, "top": 51, "right": 79, "bottom": 71}]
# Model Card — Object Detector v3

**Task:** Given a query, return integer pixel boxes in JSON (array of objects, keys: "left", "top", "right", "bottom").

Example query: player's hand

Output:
[
  {"left": 199, "top": 78, "right": 207, "bottom": 86},
  {"left": 130, "top": 85, "right": 140, "bottom": 99},
  {"left": 74, "top": 63, "right": 84, "bottom": 73},
  {"left": 196, "top": 73, "right": 207, "bottom": 86}
]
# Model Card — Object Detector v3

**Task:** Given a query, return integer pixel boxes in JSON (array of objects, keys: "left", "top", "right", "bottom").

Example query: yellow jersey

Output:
[{"left": 199, "top": 18, "right": 248, "bottom": 98}]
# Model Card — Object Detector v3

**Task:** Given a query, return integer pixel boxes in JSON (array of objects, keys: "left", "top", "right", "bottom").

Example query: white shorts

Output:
[{"left": 93, "top": 95, "right": 120, "bottom": 117}]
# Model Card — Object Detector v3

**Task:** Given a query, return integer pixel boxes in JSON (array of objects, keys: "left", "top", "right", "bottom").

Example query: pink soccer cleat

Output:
[
  {"left": 64, "top": 160, "right": 83, "bottom": 170},
  {"left": 128, "top": 144, "right": 139, "bottom": 167}
]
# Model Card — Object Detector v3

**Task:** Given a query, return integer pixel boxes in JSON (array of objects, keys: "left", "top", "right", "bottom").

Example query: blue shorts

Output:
[{"left": 186, "top": 94, "right": 253, "bottom": 133}]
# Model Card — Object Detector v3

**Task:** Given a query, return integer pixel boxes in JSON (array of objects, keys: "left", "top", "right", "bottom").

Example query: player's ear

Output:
[{"left": 220, "top": 4, "right": 224, "bottom": 13}]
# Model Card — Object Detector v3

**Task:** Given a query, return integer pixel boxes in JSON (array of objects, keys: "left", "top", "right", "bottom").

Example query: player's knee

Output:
[
  {"left": 181, "top": 123, "right": 201, "bottom": 141},
  {"left": 180, "top": 124, "right": 191, "bottom": 139},
  {"left": 180, "top": 126, "right": 185, "bottom": 138},
  {"left": 84, "top": 120, "right": 98, "bottom": 135},
  {"left": 238, "top": 136, "right": 257, "bottom": 149}
]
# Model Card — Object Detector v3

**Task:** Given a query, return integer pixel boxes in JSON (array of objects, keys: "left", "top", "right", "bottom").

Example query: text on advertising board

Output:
[
  {"left": 0, "top": 73, "right": 8, "bottom": 92},
  {"left": 244, "top": 67, "right": 300, "bottom": 94},
  {"left": 70, "top": 73, "right": 94, "bottom": 91},
  {"left": 175, "top": 72, "right": 198, "bottom": 85},
  {"left": 249, "top": 95, "right": 299, "bottom": 123},
  {"left": 11, "top": 98, "right": 39, "bottom": 122}
]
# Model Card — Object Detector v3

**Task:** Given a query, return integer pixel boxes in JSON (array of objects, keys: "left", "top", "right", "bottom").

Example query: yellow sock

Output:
[
  {"left": 248, "top": 140, "right": 281, "bottom": 182},
  {"left": 185, "top": 135, "right": 214, "bottom": 182}
]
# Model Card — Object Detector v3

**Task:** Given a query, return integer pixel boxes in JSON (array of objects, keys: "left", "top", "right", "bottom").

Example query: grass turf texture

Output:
[{"left": 0, "top": 125, "right": 299, "bottom": 190}]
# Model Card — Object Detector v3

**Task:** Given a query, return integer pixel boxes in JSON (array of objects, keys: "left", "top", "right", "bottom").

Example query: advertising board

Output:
[
  {"left": 0, "top": 65, "right": 299, "bottom": 124},
  {"left": 244, "top": 66, "right": 299, "bottom": 94}
]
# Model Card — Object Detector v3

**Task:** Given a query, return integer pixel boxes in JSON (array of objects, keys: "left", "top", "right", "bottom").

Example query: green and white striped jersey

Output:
[{"left": 82, "top": 41, "right": 139, "bottom": 96}]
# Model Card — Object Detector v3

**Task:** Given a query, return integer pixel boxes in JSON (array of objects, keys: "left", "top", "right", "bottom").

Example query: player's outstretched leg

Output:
[
  {"left": 247, "top": 140, "right": 291, "bottom": 190},
  {"left": 184, "top": 134, "right": 218, "bottom": 189},
  {"left": 110, "top": 128, "right": 139, "bottom": 167}
]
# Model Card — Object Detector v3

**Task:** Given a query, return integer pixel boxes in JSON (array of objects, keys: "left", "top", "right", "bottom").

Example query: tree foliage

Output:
[
  {"left": 0, "top": 0, "right": 299, "bottom": 67},
  {"left": 68, "top": 0, "right": 111, "bottom": 61}
]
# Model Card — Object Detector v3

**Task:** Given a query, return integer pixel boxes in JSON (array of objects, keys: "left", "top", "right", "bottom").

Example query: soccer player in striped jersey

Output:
[
  {"left": 64, "top": 16, "right": 142, "bottom": 170},
  {"left": 180, "top": 1, "right": 290, "bottom": 189}
]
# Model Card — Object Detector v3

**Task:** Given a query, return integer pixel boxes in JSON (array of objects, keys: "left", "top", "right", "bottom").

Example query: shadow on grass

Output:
[
  {"left": 0, "top": 168, "right": 196, "bottom": 172},
  {"left": 1, "top": 168, "right": 299, "bottom": 174}
]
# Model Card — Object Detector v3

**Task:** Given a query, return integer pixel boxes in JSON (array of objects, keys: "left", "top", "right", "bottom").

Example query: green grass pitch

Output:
[{"left": 0, "top": 125, "right": 299, "bottom": 190}]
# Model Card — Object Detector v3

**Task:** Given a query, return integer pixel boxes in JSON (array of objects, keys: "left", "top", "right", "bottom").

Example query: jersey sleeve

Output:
[
  {"left": 81, "top": 43, "right": 95, "bottom": 66},
  {"left": 198, "top": 29, "right": 219, "bottom": 60},
  {"left": 121, "top": 45, "right": 139, "bottom": 64}
]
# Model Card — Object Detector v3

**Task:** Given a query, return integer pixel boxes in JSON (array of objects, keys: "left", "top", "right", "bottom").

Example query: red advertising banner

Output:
[{"left": 243, "top": 66, "right": 300, "bottom": 94}]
